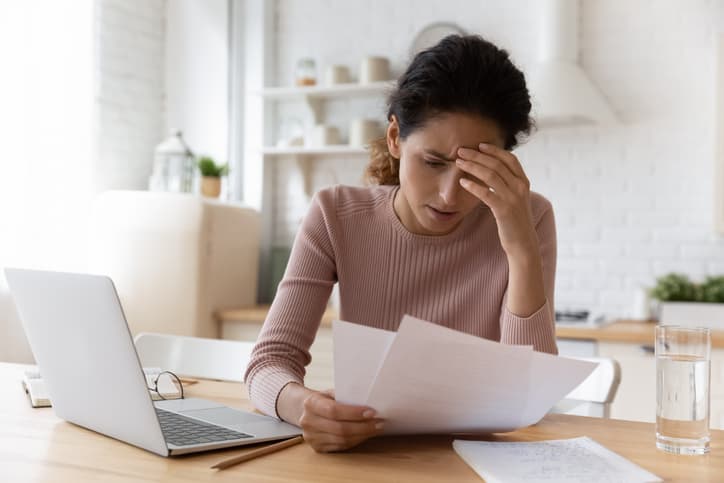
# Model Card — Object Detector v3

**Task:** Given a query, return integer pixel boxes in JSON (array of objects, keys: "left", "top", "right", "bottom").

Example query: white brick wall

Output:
[
  {"left": 267, "top": 0, "right": 724, "bottom": 318},
  {"left": 94, "top": 0, "right": 166, "bottom": 192},
  {"left": 0, "top": 0, "right": 167, "bottom": 363}
]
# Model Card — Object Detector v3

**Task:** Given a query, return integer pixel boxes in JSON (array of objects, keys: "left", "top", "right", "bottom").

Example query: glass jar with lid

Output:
[{"left": 295, "top": 58, "right": 317, "bottom": 86}]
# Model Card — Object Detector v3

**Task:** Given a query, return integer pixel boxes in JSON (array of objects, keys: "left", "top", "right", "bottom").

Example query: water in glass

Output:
[{"left": 656, "top": 354, "right": 710, "bottom": 454}]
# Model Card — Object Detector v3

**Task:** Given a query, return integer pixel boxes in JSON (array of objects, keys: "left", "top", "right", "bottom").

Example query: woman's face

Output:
[{"left": 387, "top": 112, "right": 506, "bottom": 236}]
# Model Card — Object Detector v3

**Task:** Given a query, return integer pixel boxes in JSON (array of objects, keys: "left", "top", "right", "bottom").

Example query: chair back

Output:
[
  {"left": 134, "top": 332, "right": 253, "bottom": 382},
  {"left": 557, "top": 356, "right": 621, "bottom": 418}
]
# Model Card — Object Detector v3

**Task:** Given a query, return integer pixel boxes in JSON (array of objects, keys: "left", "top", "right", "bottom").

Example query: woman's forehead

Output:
[{"left": 405, "top": 112, "right": 505, "bottom": 153}]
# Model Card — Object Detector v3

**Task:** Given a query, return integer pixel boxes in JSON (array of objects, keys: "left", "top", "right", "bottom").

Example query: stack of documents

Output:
[{"left": 333, "top": 315, "right": 597, "bottom": 434}]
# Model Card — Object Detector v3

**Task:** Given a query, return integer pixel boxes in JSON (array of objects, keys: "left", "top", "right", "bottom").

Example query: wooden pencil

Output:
[{"left": 211, "top": 436, "right": 304, "bottom": 470}]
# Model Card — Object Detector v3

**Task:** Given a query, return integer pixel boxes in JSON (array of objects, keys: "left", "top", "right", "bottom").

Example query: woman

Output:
[{"left": 244, "top": 35, "right": 558, "bottom": 452}]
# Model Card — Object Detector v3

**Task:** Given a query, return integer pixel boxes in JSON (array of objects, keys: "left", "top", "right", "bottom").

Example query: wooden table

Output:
[{"left": 2, "top": 363, "right": 723, "bottom": 482}]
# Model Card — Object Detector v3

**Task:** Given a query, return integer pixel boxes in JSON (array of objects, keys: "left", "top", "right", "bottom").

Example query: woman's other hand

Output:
[
  {"left": 278, "top": 383, "right": 384, "bottom": 453},
  {"left": 300, "top": 389, "right": 384, "bottom": 452}
]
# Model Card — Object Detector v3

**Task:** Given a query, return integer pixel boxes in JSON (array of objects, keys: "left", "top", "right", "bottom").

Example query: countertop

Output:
[{"left": 215, "top": 306, "right": 724, "bottom": 348}]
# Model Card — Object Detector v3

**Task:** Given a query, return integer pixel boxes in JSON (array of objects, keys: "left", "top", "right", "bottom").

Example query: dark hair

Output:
[{"left": 366, "top": 34, "right": 533, "bottom": 185}]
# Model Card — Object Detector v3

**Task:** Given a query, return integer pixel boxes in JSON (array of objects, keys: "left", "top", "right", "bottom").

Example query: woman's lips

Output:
[{"left": 426, "top": 205, "right": 458, "bottom": 222}]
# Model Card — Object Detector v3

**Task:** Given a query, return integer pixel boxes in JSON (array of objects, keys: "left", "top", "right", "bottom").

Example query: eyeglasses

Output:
[{"left": 147, "top": 370, "right": 185, "bottom": 400}]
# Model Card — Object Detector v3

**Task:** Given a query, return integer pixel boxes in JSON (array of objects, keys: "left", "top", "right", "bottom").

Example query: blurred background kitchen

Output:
[{"left": 1, "top": 0, "right": 724, "bottom": 426}]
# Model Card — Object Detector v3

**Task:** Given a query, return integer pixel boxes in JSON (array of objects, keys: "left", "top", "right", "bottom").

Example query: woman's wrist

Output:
[
  {"left": 506, "top": 248, "right": 542, "bottom": 273},
  {"left": 277, "top": 382, "right": 314, "bottom": 426},
  {"left": 505, "top": 248, "right": 546, "bottom": 317},
  {"left": 501, "top": 231, "right": 540, "bottom": 264}
]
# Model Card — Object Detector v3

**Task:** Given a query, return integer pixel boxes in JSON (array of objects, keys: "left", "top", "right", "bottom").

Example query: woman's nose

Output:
[{"left": 438, "top": 168, "right": 464, "bottom": 206}]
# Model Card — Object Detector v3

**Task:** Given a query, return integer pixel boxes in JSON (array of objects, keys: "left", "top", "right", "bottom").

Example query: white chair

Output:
[
  {"left": 134, "top": 332, "right": 254, "bottom": 382},
  {"left": 553, "top": 357, "right": 622, "bottom": 418}
]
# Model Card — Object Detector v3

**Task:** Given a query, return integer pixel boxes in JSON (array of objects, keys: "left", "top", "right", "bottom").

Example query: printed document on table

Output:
[
  {"left": 333, "top": 315, "right": 596, "bottom": 434},
  {"left": 453, "top": 437, "right": 662, "bottom": 483}
]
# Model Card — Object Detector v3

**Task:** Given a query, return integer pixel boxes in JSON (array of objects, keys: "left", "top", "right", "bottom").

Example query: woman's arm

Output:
[
  {"left": 244, "top": 188, "right": 384, "bottom": 451},
  {"left": 456, "top": 143, "right": 557, "bottom": 353},
  {"left": 243, "top": 190, "right": 337, "bottom": 417}
]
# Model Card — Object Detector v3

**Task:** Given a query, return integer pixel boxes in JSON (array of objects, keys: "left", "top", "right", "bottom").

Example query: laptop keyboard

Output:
[{"left": 155, "top": 408, "right": 253, "bottom": 447}]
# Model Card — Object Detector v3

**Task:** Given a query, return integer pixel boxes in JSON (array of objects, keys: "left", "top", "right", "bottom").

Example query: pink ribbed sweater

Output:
[{"left": 245, "top": 184, "right": 558, "bottom": 418}]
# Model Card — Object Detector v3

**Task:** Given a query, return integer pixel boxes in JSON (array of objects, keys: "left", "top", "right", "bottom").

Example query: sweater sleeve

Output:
[
  {"left": 499, "top": 196, "right": 558, "bottom": 354},
  {"left": 244, "top": 189, "right": 337, "bottom": 418}
]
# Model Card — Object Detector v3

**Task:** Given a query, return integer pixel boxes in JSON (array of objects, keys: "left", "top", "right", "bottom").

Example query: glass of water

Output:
[{"left": 655, "top": 325, "right": 711, "bottom": 455}]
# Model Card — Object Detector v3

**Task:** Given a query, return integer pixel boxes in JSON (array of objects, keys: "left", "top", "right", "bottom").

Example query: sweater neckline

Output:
[{"left": 384, "top": 185, "right": 485, "bottom": 243}]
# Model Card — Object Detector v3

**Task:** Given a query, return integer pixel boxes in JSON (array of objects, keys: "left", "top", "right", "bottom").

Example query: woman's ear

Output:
[{"left": 386, "top": 115, "right": 401, "bottom": 159}]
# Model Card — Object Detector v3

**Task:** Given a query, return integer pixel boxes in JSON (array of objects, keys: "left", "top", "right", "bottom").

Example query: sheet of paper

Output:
[
  {"left": 365, "top": 315, "right": 536, "bottom": 433},
  {"left": 453, "top": 437, "right": 662, "bottom": 483},
  {"left": 517, "top": 351, "right": 601, "bottom": 427},
  {"left": 334, "top": 315, "right": 596, "bottom": 434},
  {"left": 333, "top": 320, "right": 395, "bottom": 404}
]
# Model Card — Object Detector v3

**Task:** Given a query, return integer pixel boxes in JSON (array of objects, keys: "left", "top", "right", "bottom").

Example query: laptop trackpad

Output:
[{"left": 181, "top": 407, "right": 267, "bottom": 427}]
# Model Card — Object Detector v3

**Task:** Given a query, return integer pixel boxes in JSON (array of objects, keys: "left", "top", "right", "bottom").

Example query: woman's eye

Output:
[{"left": 424, "top": 159, "right": 446, "bottom": 168}]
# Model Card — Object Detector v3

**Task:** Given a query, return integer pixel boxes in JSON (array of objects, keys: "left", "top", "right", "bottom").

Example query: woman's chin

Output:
[{"left": 415, "top": 216, "right": 461, "bottom": 235}]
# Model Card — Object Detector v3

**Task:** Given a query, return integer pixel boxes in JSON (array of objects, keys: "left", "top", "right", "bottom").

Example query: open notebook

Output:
[{"left": 453, "top": 437, "right": 662, "bottom": 483}]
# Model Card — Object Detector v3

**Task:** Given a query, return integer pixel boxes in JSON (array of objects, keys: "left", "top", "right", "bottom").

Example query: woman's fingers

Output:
[
  {"left": 457, "top": 145, "right": 530, "bottom": 189},
  {"left": 456, "top": 158, "right": 510, "bottom": 196},
  {"left": 300, "top": 391, "right": 384, "bottom": 453},
  {"left": 300, "top": 410, "right": 383, "bottom": 437},
  {"left": 457, "top": 147, "right": 517, "bottom": 186},
  {"left": 477, "top": 143, "right": 527, "bottom": 179},
  {"left": 456, "top": 146, "right": 531, "bottom": 202},
  {"left": 459, "top": 178, "right": 503, "bottom": 212},
  {"left": 304, "top": 392, "right": 376, "bottom": 421}
]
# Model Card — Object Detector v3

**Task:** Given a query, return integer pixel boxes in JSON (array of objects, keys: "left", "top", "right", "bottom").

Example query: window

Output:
[{"left": 0, "top": 1, "right": 94, "bottom": 270}]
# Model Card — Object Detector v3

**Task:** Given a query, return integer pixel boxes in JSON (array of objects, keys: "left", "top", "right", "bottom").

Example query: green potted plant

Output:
[
  {"left": 197, "top": 156, "right": 228, "bottom": 198},
  {"left": 651, "top": 273, "right": 724, "bottom": 329}
]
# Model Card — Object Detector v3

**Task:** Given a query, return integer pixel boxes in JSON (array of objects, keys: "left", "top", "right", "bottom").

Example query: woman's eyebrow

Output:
[{"left": 423, "top": 149, "right": 455, "bottom": 162}]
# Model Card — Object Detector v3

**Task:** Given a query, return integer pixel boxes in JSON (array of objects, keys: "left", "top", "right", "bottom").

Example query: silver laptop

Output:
[{"left": 5, "top": 268, "right": 301, "bottom": 456}]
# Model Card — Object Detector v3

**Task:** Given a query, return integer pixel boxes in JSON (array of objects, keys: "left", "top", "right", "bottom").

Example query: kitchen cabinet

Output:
[
  {"left": 596, "top": 342, "right": 656, "bottom": 423},
  {"left": 558, "top": 321, "right": 724, "bottom": 429}
]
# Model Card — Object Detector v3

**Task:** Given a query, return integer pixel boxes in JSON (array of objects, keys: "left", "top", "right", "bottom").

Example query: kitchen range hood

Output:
[{"left": 527, "top": 0, "right": 617, "bottom": 126}]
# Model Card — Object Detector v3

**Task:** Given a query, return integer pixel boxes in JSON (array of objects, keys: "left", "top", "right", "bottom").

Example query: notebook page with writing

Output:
[{"left": 453, "top": 437, "right": 662, "bottom": 483}]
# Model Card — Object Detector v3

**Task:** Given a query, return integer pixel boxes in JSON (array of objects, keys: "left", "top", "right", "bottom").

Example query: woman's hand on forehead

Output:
[{"left": 454, "top": 143, "right": 538, "bottom": 258}]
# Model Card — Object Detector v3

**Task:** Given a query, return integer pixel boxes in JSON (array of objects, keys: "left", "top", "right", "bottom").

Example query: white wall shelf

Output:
[
  {"left": 255, "top": 81, "right": 395, "bottom": 100},
  {"left": 262, "top": 146, "right": 371, "bottom": 196}
]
